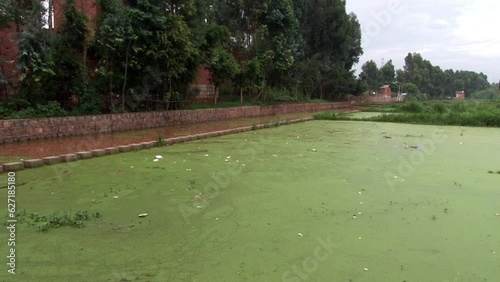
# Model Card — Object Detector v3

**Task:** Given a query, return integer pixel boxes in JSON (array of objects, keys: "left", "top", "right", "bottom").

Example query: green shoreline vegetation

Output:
[{"left": 315, "top": 100, "right": 500, "bottom": 127}]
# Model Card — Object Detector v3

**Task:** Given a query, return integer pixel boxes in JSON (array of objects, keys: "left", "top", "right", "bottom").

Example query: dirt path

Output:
[{"left": 0, "top": 109, "right": 356, "bottom": 163}]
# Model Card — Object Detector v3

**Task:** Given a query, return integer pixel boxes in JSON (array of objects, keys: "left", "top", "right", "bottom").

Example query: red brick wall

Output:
[
  {"left": 53, "top": 0, "right": 99, "bottom": 33},
  {"left": 455, "top": 91, "right": 465, "bottom": 100},
  {"left": 189, "top": 65, "right": 216, "bottom": 103},
  {"left": 193, "top": 65, "right": 211, "bottom": 85},
  {"left": 378, "top": 87, "right": 391, "bottom": 97},
  {"left": 0, "top": 102, "right": 352, "bottom": 144},
  {"left": 0, "top": 23, "right": 19, "bottom": 97}
]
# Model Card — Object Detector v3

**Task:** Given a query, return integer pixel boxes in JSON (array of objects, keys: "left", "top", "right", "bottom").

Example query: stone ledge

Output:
[
  {"left": 141, "top": 141, "right": 156, "bottom": 149},
  {"left": 105, "top": 147, "right": 120, "bottom": 154},
  {"left": 60, "top": 154, "right": 78, "bottom": 162},
  {"left": 0, "top": 113, "right": 318, "bottom": 172},
  {"left": 43, "top": 156, "right": 62, "bottom": 165},
  {"left": 3, "top": 162, "right": 24, "bottom": 171},
  {"left": 131, "top": 143, "right": 144, "bottom": 150},
  {"left": 77, "top": 151, "right": 93, "bottom": 159},
  {"left": 24, "top": 159, "right": 44, "bottom": 168},
  {"left": 118, "top": 145, "right": 132, "bottom": 152},
  {"left": 91, "top": 149, "right": 106, "bottom": 157}
]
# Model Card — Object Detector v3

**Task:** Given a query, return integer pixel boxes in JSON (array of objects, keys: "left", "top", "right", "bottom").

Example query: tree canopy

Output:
[
  {"left": 358, "top": 52, "right": 491, "bottom": 99},
  {"left": 0, "top": 0, "right": 364, "bottom": 114}
]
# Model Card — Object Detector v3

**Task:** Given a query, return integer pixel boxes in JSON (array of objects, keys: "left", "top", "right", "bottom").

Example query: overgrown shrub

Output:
[
  {"left": 431, "top": 102, "right": 447, "bottom": 114},
  {"left": 450, "top": 100, "right": 467, "bottom": 113},
  {"left": 5, "top": 101, "right": 67, "bottom": 119},
  {"left": 401, "top": 100, "right": 424, "bottom": 113},
  {"left": 265, "top": 88, "right": 298, "bottom": 102}
]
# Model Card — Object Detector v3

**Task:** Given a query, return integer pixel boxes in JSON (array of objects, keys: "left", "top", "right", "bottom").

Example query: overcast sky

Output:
[{"left": 346, "top": 0, "right": 500, "bottom": 83}]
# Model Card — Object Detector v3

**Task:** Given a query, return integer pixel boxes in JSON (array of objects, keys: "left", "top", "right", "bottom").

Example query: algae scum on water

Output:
[{"left": 1, "top": 121, "right": 499, "bottom": 281}]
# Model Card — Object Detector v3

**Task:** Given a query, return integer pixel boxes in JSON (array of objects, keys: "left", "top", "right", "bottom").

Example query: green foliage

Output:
[
  {"left": 380, "top": 60, "right": 395, "bottom": 85},
  {"left": 71, "top": 78, "right": 104, "bottom": 115},
  {"left": 359, "top": 60, "right": 381, "bottom": 93},
  {"left": 358, "top": 101, "right": 500, "bottom": 127},
  {"left": 431, "top": 102, "right": 447, "bottom": 114},
  {"left": 17, "top": 28, "right": 56, "bottom": 101},
  {"left": 156, "top": 135, "right": 165, "bottom": 147},
  {"left": 238, "top": 57, "right": 266, "bottom": 97},
  {"left": 10, "top": 0, "right": 363, "bottom": 116},
  {"left": 401, "top": 82, "right": 419, "bottom": 95},
  {"left": 401, "top": 100, "right": 424, "bottom": 113},
  {"left": 14, "top": 209, "right": 100, "bottom": 232},
  {"left": 205, "top": 47, "right": 239, "bottom": 88},
  {"left": 449, "top": 100, "right": 468, "bottom": 113},
  {"left": 265, "top": 87, "right": 300, "bottom": 102},
  {"left": 471, "top": 85, "right": 500, "bottom": 100},
  {"left": 61, "top": 0, "right": 88, "bottom": 49},
  {"left": 3, "top": 101, "right": 67, "bottom": 119},
  {"left": 314, "top": 112, "right": 339, "bottom": 120},
  {"left": 360, "top": 52, "right": 491, "bottom": 100},
  {"left": 95, "top": 1, "right": 198, "bottom": 110}
]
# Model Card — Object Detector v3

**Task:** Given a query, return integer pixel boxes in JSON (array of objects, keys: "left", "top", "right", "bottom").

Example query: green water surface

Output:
[{"left": 1, "top": 121, "right": 499, "bottom": 281}]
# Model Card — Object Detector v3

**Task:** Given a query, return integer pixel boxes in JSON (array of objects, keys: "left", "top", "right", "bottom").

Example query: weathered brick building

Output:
[
  {"left": 378, "top": 85, "right": 392, "bottom": 97},
  {"left": 0, "top": 23, "right": 19, "bottom": 98},
  {"left": 0, "top": 0, "right": 214, "bottom": 103}
]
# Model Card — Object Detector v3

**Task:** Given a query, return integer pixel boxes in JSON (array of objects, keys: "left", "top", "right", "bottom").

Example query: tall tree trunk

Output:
[
  {"left": 240, "top": 88, "right": 243, "bottom": 104},
  {"left": 109, "top": 57, "right": 114, "bottom": 111},
  {"left": 167, "top": 78, "right": 172, "bottom": 110},
  {"left": 319, "top": 82, "right": 325, "bottom": 100},
  {"left": 48, "top": 0, "right": 53, "bottom": 32},
  {"left": 213, "top": 85, "right": 218, "bottom": 105},
  {"left": 83, "top": 45, "right": 87, "bottom": 68},
  {"left": 121, "top": 41, "right": 132, "bottom": 112}
]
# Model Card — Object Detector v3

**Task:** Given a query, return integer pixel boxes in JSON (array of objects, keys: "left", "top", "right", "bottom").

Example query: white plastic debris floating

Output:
[
  {"left": 138, "top": 213, "right": 148, "bottom": 217},
  {"left": 156, "top": 155, "right": 163, "bottom": 159},
  {"left": 153, "top": 159, "right": 159, "bottom": 162},
  {"left": 298, "top": 233, "right": 303, "bottom": 237}
]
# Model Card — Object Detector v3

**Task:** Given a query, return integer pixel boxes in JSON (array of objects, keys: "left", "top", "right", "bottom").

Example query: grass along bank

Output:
[{"left": 316, "top": 100, "right": 500, "bottom": 127}]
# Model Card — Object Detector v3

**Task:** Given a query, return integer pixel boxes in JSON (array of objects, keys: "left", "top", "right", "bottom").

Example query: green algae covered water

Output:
[{"left": 1, "top": 120, "right": 499, "bottom": 281}]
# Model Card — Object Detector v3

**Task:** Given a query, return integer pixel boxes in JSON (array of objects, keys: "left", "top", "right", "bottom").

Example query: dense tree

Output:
[
  {"left": 95, "top": 0, "right": 197, "bottom": 111},
  {"left": 380, "top": 60, "right": 395, "bottom": 86},
  {"left": 360, "top": 52, "right": 491, "bottom": 99},
  {"left": 298, "top": 0, "right": 363, "bottom": 99},
  {"left": 359, "top": 60, "right": 380, "bottom": 94}
]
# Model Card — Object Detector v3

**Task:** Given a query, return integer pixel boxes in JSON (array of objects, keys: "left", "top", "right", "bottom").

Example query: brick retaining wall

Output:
[{"left": 0, "top": 102, "right": 350, "bottom": 144}]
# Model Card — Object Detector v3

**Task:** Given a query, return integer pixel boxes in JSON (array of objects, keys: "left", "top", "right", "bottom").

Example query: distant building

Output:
[
  {"left": 378, "top": 85, "right": 392, "bottom": 97},
  {"left": 188, "top": 66, "right": 217, "bottom": 103},
  {"left": 455, "top": 91, "right": 465, "bottom": 100}
]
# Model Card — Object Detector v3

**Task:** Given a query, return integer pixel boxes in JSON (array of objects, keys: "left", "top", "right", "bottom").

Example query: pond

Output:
[{"left": 1, "top": 120, "right": 499, "bottom": 281}]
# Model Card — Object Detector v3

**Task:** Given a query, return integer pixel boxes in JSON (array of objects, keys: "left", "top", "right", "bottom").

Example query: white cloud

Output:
[{"left": 347, "top": 0, "right": 500, "bottom": 82}]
